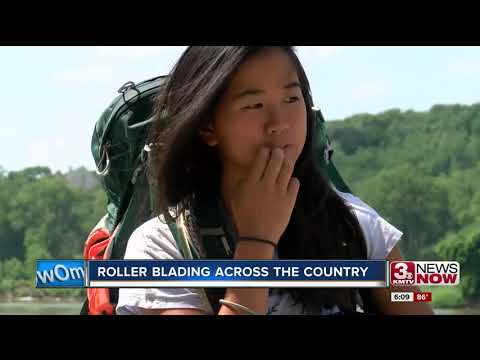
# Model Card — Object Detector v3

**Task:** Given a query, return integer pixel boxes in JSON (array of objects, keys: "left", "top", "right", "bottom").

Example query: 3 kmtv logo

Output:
[{"left": 390, "top": 261, "right": 460, "bottom": 286}]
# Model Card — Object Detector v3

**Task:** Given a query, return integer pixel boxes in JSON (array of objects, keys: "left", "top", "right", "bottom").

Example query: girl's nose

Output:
[
  {"left": 266, "top": 110, "right": 290, "bottom": 135},
  {"left": 268, "top": 125, "right": 288, "bottom": 135}
]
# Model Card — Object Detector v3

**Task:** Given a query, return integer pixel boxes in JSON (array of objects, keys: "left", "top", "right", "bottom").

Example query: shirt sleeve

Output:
[
  {"left": 115, "top": 217, "right": 211, "bottom": 315},
  {"left": 335, "top": 191, "right": 404, "bottom": 260},
  {"left": 366, "top": 213, "right": 404, "bottom": 259}
]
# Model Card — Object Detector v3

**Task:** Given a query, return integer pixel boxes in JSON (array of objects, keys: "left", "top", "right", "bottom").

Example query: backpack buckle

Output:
[
  {"left": 324, "top": 141, "right": 334, "bottom": 165},
  {"left": 118, "top": 81, "right": 141, "bottom": 104},
  {"left": 96, "top": 144, "right": 111, "bottom": 176}
]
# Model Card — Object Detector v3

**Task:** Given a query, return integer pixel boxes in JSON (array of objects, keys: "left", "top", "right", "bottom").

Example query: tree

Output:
[
  {"left": 355, "top": 165, "right": 454, "bottom": 259},
  {"left": 435, "top": 223, "right": 480, "bottom": 303}
]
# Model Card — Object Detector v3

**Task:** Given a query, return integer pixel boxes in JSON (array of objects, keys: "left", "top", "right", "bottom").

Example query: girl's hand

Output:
[{"left": 228, "top": 147, "right": 300, "bottom": 245}]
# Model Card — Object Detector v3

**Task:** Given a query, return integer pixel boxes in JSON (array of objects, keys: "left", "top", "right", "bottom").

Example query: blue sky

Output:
[{"left": 1, "top": 46, "right": 479, "bottom": 173}]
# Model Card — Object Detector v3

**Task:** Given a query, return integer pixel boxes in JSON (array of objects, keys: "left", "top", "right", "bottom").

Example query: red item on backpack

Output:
[{"left": 84, "top": 228, "right": 115, "bottom": 315}]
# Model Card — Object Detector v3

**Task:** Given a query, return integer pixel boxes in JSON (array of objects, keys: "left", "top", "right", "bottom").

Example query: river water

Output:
[{"left": 1, "top": 302, "right": 479, "bottom": 315}]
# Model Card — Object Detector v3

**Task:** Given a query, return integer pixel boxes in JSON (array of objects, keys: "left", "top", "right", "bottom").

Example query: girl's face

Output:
[{"left": 200, "top": 48, "right": 308, "bottom": 180}]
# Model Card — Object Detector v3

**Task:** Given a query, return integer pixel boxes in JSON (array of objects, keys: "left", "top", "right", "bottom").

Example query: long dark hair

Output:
[{"left": 147, "top": 46, "right": 367, "bottom": 310}]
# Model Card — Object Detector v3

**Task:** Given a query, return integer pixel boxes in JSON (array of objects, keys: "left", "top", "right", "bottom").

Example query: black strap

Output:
[
  {"left": 80, "top": 298, "right": 89, "bottom": 315},
  {"left": 356, "top": 219, "right": 378, "bottom": 314},
  {"left": 192, "top": 190, "right": 235, "bottom": 314},
  {"left": 359, "top": 288, "right": 377, "bottom": 314}
]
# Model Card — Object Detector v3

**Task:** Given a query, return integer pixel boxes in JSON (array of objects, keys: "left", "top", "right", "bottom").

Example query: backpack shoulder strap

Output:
[
  {"left": 357, "top": 240, "right": 378, "bottom": 314},
  {"left": 166, "top": 190, "right": 234, "bottom": 314},
  {"left": 166, "top": 218, "right": 218, "bottom": 315}
]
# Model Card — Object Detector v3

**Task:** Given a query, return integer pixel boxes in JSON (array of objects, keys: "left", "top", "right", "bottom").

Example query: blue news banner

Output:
[{"left": 36, "top": 260, "right": 388, "bottom": 288}]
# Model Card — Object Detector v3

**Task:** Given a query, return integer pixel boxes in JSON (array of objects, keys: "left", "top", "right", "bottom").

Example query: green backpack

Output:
[{"left": 81, "top": 76, "right": 373, "bottom": 315}]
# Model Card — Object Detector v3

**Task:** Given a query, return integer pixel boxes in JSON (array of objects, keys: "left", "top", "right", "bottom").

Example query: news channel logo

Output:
[
  {"left": 390, "top": 261, "right": 460, "bottom": 286},
  {"left": 36, "top": 260, "right": 86, "bottom": 288}
]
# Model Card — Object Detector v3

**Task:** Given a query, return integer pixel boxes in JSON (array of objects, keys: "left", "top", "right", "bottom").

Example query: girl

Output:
[{"left": 116, "top": 46, "right": 434, "bottom": 315}]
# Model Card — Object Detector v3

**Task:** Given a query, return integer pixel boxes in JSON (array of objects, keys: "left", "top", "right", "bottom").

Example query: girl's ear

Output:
[{"left": 198, "top": 124, "right": 219, "bottom": 146}]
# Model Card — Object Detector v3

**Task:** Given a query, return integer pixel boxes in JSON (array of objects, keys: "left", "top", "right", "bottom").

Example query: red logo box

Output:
[{"left": 390, "top": 261, "right": 416, "bottom": 286}]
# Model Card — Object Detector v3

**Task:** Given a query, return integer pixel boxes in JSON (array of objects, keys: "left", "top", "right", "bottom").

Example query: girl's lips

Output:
[{"left": 264, "top": 144, "right": 292, "bottom": 151}]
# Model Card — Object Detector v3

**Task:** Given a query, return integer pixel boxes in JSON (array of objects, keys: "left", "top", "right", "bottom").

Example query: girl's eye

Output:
[
  {"left": 242, "top": 103, "right": 263, "bottom": 110},
  {"left": 285, "top": 96, "right": 300, "bottom": 103}
]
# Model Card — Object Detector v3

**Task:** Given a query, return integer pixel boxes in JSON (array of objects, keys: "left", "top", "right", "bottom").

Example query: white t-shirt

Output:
[{"left": 116, "top": 190, "right": 403, "bottom": 315}]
